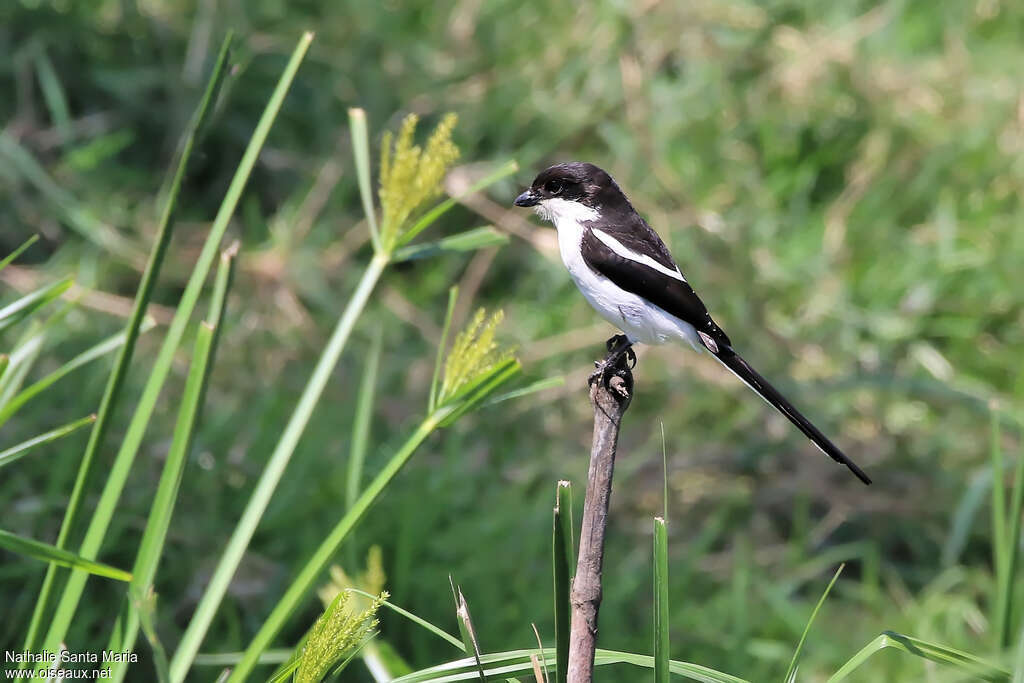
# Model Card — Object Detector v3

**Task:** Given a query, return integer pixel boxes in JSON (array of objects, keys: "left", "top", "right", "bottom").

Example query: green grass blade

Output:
[
  {"left": 33, "top": 46, "right": 73, "bottom": 145},
  {"left": 0, "top": 300, "right": 75, "bottom": 412},
  {"left": 552, "top": 480, "right": 573, "bottom": 683},
  {"left": 0, "top": 276, "right": 72, "bottom": 332},
  {"left": 484, "top": 376, "right": 565, "bottom": 407},
  {"left": 107, "top": 322, "right": 218, "bottom": 683},
  {"left": 429, "top": 287, "right": 459, "bottom": 413},
  {"left": 0, "top": 134, "right": 139, "bottom": 259},
  {"left": 346, "top": 588, "right": 464, "bottom": 650},
  {"left": 999, "top": 440, "right": 1024, "bottom": 647},
  {"left": 36, "top": 30, "right": 307, "bottom": 669},
  {"left": 346, "top": 323, "right": 382, "bottom": 513},
  {"left": 198, "top": 244, "right": 237, "bottom": 413},
  {"left": 0, "top": 529, "right": 131, "bottom": 582},
  {"left": 991, "top": 404, "right": 1013, "bottom": 648},
  {"left": 827, "top": 631, "right": 1009, "bottom": 682},
  {"left": 0, "top": 234, "right": 39, "bottom": 272},
  {"left": 0, "top": 317, "right": 155, "bottom": 427},
  {"left": 222, "top": 410, "right": 446, "bottom": 682},
  {"left": 731, "top": 534, "right": 751, "bottom": 669},
  {"left": 171, "top": 251, "right": 385, "bottom": 683},
  {"left": 0, "top": 414, "right": 95, "bottom": 470},
  {"left": 0, "top": 333, "right": 45, "bottom": 410},
  {"left": 395, "top": 160, "right": 518, "bottom": 248},
  {"left": 348, "top": 107, "right": 381, "bottom": 253},
  {"left": 1012, "top": 624, "right": 1024, "bottom": 683},
  {"left": 654, "top": 517, "right": 670, "bottom": 683},
  {"left": 20, "top": 33, "right": 234, "bottom": 661},
  {"left": 783, "top": 564, "right": 844, "bottom": 683},
  {"left": 391, "top": 226, "right": 509, "bottom": 262}
]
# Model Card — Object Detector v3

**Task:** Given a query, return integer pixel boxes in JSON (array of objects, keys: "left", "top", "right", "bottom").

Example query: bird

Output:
[{"left": 514, "top": 161, "right": 871, "bottom": 485}]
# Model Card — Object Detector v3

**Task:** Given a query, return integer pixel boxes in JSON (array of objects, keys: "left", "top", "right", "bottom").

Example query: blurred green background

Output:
[{"left": 2, "top": 0, "right": 1022, "bottom": 680}]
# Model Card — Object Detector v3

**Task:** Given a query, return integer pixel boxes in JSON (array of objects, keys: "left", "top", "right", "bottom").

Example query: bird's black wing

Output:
[
  {"left": 579, "top": 226, "right": 872, "bottom": 485},
  {"left": 579, "top": 226, "right": 731, "bottom": 347}
]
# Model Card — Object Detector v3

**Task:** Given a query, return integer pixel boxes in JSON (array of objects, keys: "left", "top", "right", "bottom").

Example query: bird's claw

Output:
[
  {"left": 590, "top": 336, "right": 635, "bottom": 389},
  {"left": 605, "top": 334, "right": 626, "bottom": 352},
  {"left": 603, "top": 334, "right": 636, "bottom": 368}
]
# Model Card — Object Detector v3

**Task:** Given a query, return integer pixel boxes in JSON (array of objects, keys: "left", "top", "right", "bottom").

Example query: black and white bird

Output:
[{"left": 514, "top": 162, "right": 871, "bottom": 485}]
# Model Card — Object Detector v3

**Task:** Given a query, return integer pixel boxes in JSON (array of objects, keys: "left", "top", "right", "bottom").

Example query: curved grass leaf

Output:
[
  {"left": 0, "top": 276, "right": 72, "bottom": 333},
  {"left": 0, "top": 234, "right": 39, "bottom": 272},
  {"left": 395, "top": 160, "right": 518, "bottom": 248},
  {"left": 345, "top": 587, "right": 464, "bottom": 651},
  {"left": 0, "top": 317, "right": 155, "bottom": 427},
  {"left": 388, "top": 647, "right": 749, "bottom": 683},
  {"left": 783, "top": 564, "right": 844, "bottom": 683},
  {"left": 485, "top": 376, "right": 565, "bottom": 407},
  {"left": 826, "top": 631, "right": 1010, "bottom": 682},
  {"left": 0, "top": 529, "right": 131, "bottom": 582},
  {"left": 392, "top": 226, "right": 509, "bottom": 263},
  {"left": 0, "top": 414, "right": 95, "bottom": 470}
]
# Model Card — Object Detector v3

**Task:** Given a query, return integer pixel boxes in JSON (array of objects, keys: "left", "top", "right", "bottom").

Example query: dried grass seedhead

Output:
[{"left": 378, "top": 112, "right": 460, "bottom": 250}]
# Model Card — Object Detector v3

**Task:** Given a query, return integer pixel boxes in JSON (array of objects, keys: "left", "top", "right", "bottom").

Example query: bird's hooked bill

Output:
[{"left": 514, "top": 189, "right": 539, "bottom": 207}]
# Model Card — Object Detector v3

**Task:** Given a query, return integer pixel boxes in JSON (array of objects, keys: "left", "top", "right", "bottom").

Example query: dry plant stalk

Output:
[{"left": 566, "top": 355, "right": 633, "bottom": 682}]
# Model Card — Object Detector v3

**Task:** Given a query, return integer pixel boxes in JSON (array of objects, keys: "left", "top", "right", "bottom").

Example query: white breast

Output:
[{"left": 537, "top": 198, "right": 701, "bottom": 348}]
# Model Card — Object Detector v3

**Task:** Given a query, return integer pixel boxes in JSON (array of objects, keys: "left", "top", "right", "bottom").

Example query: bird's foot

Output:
[
  {"left": 589, "top": 335, "right": 635, "bottom": 393},
  {"left": 603, "top": 334, "right": 637, "bottom": 368},
  {"left": 605, "top": 334, "right": 627, "bottom": 352}
]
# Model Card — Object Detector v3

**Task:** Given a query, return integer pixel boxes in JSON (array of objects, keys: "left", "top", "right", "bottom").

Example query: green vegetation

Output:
[{"left": 1, "top": 1, "right": 1022, "bottom": 681}]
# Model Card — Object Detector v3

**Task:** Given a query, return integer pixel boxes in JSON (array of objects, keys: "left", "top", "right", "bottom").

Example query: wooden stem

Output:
[{"left": 567, "top": 353, "right": 633, "bottom": 682}]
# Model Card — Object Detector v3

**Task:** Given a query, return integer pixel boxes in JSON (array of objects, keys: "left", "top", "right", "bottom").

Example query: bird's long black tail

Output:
[{"left": 711, "top": 347, "right": 871, "bottom": 485}]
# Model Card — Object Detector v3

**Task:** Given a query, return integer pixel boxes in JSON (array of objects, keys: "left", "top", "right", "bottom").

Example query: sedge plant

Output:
[
  {"left": 223, "top": 293, "right": 526, "bottom": 680},
  {"left": 30, "top": 31, "right": 307, "bottom": 672},
  {"left": 170, "top": 105, "right": 515, "bottom": 680}
]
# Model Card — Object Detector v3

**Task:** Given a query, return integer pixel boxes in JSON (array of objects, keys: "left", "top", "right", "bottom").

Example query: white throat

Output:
[{"left": 533, "top": 197, "right": 600, "bottom": 226}]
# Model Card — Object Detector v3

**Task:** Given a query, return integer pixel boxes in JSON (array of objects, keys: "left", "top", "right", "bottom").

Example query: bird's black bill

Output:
[
  {"left": 514, "top": 189, "right": 539, "bottom": 207},
  {"left": 715, "top": 349, "right": 872, "bottom": 485}
]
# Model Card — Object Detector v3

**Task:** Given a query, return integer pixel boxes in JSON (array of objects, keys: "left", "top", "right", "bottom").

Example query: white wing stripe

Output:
[{"left": 591, "top": 228, "right": 686, "bottom": 282}]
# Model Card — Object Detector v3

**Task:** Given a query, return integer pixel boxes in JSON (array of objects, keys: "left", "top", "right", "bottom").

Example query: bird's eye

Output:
[{"left": 544, "top": 179, "right": 564, "bottom": 195}]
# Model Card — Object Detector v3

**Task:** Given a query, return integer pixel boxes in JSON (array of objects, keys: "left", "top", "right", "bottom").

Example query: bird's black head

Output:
[{"left": 513, "top": 162, "right": 626, "bottom": 213}]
